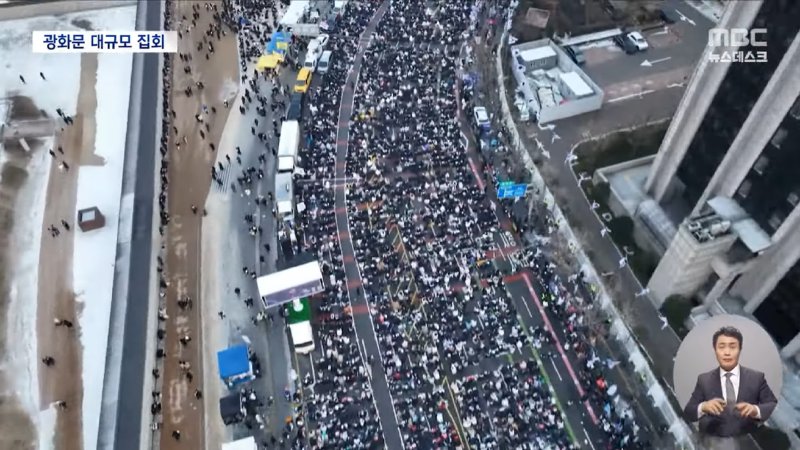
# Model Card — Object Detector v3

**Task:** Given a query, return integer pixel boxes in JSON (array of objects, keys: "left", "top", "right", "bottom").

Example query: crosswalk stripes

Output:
[{"left": 214, "top": 161, "right": 232, "bottom": 194}]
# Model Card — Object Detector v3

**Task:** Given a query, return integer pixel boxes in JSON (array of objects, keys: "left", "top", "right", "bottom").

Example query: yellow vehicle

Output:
[{"left": 294, "top": 68, "right": 312, "bottom": 93}]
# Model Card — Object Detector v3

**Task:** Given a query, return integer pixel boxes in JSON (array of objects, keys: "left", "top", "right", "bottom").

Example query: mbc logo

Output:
[{"left": 708, "top": 28, "right": 767, "bottom": 47}]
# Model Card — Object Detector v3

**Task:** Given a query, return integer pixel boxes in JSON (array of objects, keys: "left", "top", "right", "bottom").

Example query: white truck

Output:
[
  {"left": 286, "top": 298, "right": 314, "bottom": 354},
  {"left": 278, "top": 120, "right": 301, "bottom": 173},
  {"left": 275, "top": 171, "right": 294, "bottom": 222}
]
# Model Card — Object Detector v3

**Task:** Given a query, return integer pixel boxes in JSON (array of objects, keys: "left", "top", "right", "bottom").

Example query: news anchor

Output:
[{"left": 682, "top": 326, "right": 778, "bottom": 439}]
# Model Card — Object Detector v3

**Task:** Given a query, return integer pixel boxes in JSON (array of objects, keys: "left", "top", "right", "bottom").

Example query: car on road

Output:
[
  {"left": 613, "top": 33, "right": 639, "bottom": 54},
  {"left": 286, "top": 93, "right": 304, "bottom": 121},
  {"left": 473, "top": 106, "right": 491, "bottom": 130},
  {"left": 563, "top": 45, "right": 586, "bottom": 66},
  {"left": 658, "top": 8, "right": 677, "bottom": 24},
  {"left": 304, "top": 33, "right": 330, "bottom": 71},
  {"left": 294, "top": 68, "right": 312, "bottom": 93},
  {"left": 318, "top": 50, "right": 333, "bottom": 74},
  {"left": 313, "top": 33, "right": 330, "bottom": 50},
  {"left": 626, "top": 31, "right": 649, "bottom": 51}
]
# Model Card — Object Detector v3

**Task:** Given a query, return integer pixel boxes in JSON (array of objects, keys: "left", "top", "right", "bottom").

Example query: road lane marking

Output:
[
  {"left": 640, "top": 56, "right": 672, "bottom": 67},
  {"left": 607, "top": 89, "right": 655, "bottom": 103},
  {"left": 520, "top": 271, "right": 599, "bottom": 425},
  {"left": 674, "top": 9, "right": 696, "bottom": 26},
  {"left": 521, "top": 295, "right": 533, "bottom": 318},
  {"left": 649, "top": 27, "right": 669, "bottom": 37},
  {"left": 583, "top": 427, "right": 597, "bottom": 450},
  {"left": 550, "top": 357, "right": 563, "bottom": 381}
]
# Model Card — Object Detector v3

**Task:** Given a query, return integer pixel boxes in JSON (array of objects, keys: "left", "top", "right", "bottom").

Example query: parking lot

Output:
[{"left": 567, "top": 1, "right": 713, "bottom": 104}]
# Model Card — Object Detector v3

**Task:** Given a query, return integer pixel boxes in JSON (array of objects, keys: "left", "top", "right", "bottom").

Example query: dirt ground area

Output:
[
  {"left": 157, "top": 2, "right": 238, "bottom": 449},
  {"left": 36, "top": 51, "right": 105, "bottom": 450},
  {"left": 511, "top": 0, "right": 665, "bottom": 42}
]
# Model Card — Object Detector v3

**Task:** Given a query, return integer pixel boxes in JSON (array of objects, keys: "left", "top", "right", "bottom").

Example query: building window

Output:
[
  {"left": 737, "top": 179, "right": 752, "bottom": 198},
  {"left": 753, "top": 155, "right": 770, "bottom": 175},
  {"left": 788, "top": 192, "right": 799, "bottom": 207},
  {"left": 768, "top": 212, "right": 785, "bottom": 231},
  {"left": 770, "top": 128, "right": 788, "bottom": 149}
]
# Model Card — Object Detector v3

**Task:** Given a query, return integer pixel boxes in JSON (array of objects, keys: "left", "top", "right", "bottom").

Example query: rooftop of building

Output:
[{"left": 510, "top": 39, "right": 602, "bottom": 111}]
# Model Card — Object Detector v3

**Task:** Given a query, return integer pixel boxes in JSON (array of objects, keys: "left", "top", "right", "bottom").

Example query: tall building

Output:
[{"left": 643, "top": 0, "right": 800, "bottom": 360}]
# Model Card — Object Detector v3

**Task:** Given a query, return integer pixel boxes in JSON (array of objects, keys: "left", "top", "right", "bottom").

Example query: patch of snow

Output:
[
  {"left": 0, "top": 10, "right": 78, "bottom": 432},
  {"left": 5, "top": 136, "right": 52, "bottom": 435},
  {"left": 38, "top": 404, "right": 58, "bottom": 450},
  {"left": 0, "top": 5, "right": 136, "bottom": 450},
  {"left": 0, "top": 17, "right": 82, "bottom": 115},
  {"left": 71, "top": 7, "right": 137, "bottom": 450}
]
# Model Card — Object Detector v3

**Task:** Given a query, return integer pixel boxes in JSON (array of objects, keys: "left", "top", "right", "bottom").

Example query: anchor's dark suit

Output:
[{"left": 683, "top": 366, "right": 778, "bottom": 437}]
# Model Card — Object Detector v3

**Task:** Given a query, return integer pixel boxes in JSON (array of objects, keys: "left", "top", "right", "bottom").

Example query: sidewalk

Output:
[{"left": 156, "top": 2, "right": 239, "bottom": 449}]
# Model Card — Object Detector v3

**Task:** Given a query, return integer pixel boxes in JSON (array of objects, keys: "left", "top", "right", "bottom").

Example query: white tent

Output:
[
  {"left": 222, "top": 437, "right": 257, "bottom": 450},
  {"left": 279, "top": 1, "right": 310, "bottom": 26},
  {"left": 257, "top": 260, "right": 324, "bottom": 305}
]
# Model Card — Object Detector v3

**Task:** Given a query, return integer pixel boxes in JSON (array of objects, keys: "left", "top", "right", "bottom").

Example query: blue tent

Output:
[
  {"left": 217, "top": 344, "right": 253, "bottom": 387},
  {"left": 265, "top": 31, "right": 291, "bottom": 56}
]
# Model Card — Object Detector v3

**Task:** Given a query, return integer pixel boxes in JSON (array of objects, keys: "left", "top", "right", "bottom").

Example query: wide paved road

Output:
[
  {"left": 114, "top": 1, "right": 162, "bottom": 448},
  {"left": 333, "top": 2, "right": 405, "bottom": 449}
]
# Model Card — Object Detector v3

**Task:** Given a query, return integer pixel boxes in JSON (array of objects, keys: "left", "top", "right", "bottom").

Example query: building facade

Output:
[{"left": 645, "top": 0, "right": 800, "bottom": 357}]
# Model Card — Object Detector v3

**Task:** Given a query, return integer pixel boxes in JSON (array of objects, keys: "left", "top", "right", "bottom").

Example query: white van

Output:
[
  {"left": 303, "top": 36, "right": 326, "bottom": 71},
  {"left": 317, "top": 51, "right": 332, "bottom": 74},
  {"left": 303, "top": 51, "right": 320, "bottom": 71}
]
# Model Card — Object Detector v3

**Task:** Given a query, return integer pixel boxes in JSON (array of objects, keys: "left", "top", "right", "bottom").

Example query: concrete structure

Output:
[
  {"left": 510, "top": 39, "right": 603, "bottom": 124},
  {"left": 594, "top": 0, "right": 800, "bottom": 443},
  {"left": 599, "top": 0, "right": 800, "bottom": 344}
]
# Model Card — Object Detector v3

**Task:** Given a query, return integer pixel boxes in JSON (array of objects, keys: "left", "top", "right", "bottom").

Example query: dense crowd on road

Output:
[
  {"left": 334, "top": 0, "right": 641, "bottom": 449},
  {"left": 289, "top": 1, "right": 390, "bottom": 449},
  {"left": 337, "top": 1, "right": 575, "bottom": 448},
  {"left": 149, "top": 0, "right": 654, "bottom": 448}
]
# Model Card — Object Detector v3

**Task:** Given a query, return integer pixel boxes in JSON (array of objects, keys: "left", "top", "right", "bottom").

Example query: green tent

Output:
[{"left": 285, "top": 297, "right": 311, "bottom": 324}]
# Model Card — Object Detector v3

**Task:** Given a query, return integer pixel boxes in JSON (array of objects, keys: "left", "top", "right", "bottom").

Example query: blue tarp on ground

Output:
[
  {"left": 217, "top": 344, "right": 250, "bottom": 380},
  {"left": 265, "top": 31, "right": 292, "bottom": 56}
]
